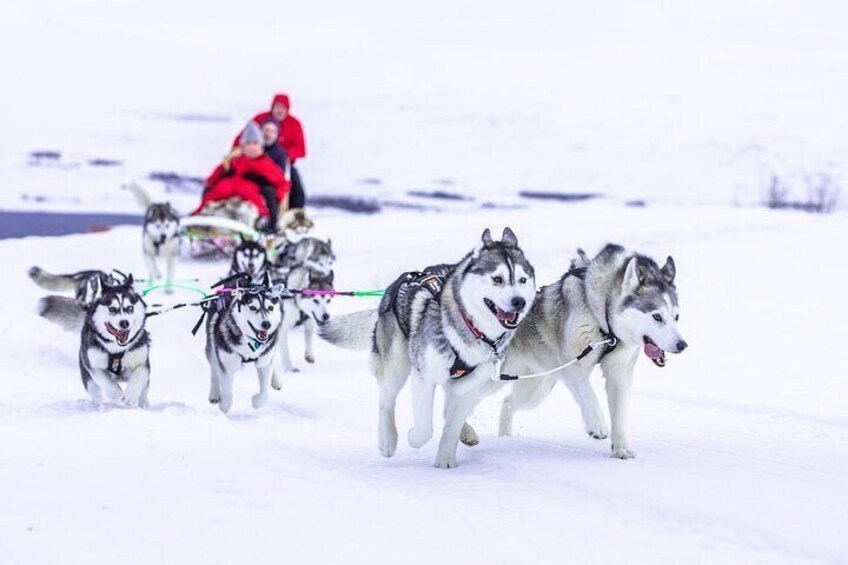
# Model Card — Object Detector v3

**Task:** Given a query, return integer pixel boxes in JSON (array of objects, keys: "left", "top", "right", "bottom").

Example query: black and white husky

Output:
[
  {"left": 272, "top": 267, "right": 334, "bottom": 382},
  {"left": 130, "top": 183, "right": 180, "bottom": 288},
  {"left": 37, "top": 274, "right": 151, "bottom": 407},
  {"left": 205, "top": 273, "right": 283, "bottom": 414},
  {"left": 466, "top": 244, "right": 688, "bottom": 459},
  {"left": 229, "top": 238, "right": 269, "bottom": 278},
  {"left": 320, "top": 228, "right": 537, "bottom": 468}
]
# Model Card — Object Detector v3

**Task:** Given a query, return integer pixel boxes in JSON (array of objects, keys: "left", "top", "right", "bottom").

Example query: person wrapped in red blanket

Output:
[{"left": 196, "top": 122, "right": 290, "bottom": 231}]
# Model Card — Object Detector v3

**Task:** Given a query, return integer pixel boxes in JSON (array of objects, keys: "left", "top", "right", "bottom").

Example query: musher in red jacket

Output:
[
  {"left": 235, "top": 93, "right": 307, "bottom": 209},
  {"left": 200, "top": 122, "right": 290, "bottom": 231}
]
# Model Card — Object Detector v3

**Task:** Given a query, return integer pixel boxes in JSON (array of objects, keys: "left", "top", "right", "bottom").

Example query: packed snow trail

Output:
[{"left": 1, "top": 203, "right": 846, "bottom": 564}]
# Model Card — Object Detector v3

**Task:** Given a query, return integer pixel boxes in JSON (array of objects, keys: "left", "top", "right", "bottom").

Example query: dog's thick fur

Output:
[
  {"left": 44, "top": 275, "right": 153, "bottom": 407},
  {"left": 271, "top": 267, "right": 334, "bottom": 384},
  {"left": 320, "top": 228, "right": 536, "bottom": 468},
  {"left": 130, "top": 183, "right": 180, "bottom": 288},
  {"left": 229, "top": 237, "right": 270, "bottom": 278},
  {"left": 205, "top": 273, "right": 283, "bottom": 413},
  {"left": 466, "top": 244, "right": 688, "bottom": 459}
]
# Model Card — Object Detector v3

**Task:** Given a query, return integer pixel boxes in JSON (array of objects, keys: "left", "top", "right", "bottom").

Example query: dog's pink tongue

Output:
[{"left": 644, "top": 342, "right": 664, "bottom": 360}]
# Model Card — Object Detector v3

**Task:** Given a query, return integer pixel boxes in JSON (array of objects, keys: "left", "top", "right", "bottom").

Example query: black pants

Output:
[
  {"left": 289, "top": 166, "right": 306, "bottom": 209},
  {"left": 259, "top": 185, "right": 279, "bottom": 232}
]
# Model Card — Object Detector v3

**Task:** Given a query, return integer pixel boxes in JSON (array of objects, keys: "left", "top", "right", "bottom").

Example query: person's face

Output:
[
  {"left": 262, "top": 123, "right": 279, "bottom": 145},
  {"left": 243, "top": 141, "right": 263, "bottom": 158},
  {"left": 271, "top": 103, "right": 288, "bottom": 121}
]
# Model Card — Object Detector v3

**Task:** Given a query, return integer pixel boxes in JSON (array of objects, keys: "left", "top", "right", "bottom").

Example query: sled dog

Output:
[
  {"left": 319, "top": 228, "right": 536, "bottom": 468},
  {"left": 466, "top": 244, "right": 688, "bottom": 459}
]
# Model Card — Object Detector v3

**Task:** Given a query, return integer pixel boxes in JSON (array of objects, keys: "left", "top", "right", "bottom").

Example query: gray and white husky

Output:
[
  {"left": 229, "top": 238, "right": 269, "bottom": 278},
  {"left": 37, "top": 274, "right": 151, "bottom": 407},
  {"left": 466, "top": 244, "right": 688, "bottom": 459},
  {"left": 130, "top": 183, "right": 180, "bottom": 288},
  {"left": 272, "top": 267, "right": 334, "bottom": 383},
  {"left": 205, "top": 273, "right": 283, "bottom": 414},
  {"left": 274, "top": 237, "right": 335, "bottom": 277},
  {"left": 319, "top": 228, "right": 536, "bottom": 468}
]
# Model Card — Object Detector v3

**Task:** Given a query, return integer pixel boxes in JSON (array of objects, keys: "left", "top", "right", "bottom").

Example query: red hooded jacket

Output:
[
  {"left": 195, "top": 153, "right": 290, "bottom": 218},
  {"left": 235, "top": 94, "right": 307, "bottom": 164}
]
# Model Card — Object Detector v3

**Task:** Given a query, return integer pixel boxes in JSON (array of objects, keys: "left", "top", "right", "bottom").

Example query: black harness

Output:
[
  {"left": 382, "top": 269, "right": 497, "bottom": 379},
  {"left": 107, "top": 352, "right": 124, "bottom": 375}
]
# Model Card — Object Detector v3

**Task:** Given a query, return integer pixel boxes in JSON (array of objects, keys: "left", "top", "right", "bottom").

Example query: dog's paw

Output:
[
  {"left": 209, "top": 397, "right": 220, "bottom": 404},
  {"left": 587, "top": 427, "right": 609, "bottom": 440},
  {"left": 407, "top": 427, "right": 432, "bottom": 449},
  {"left": 121, "top": 394, "right": 140, "bottom": 408},
  {"left": 218, "top": 399, "right": 232, "bottom": 414},
  {"left": 304, "top": 353, "right": 315, "bottom": 364},
  {"left": 611, "top": 445, "right": 636, "bottom": 459},
  {"left": 271, "top": 375, "right": 282, "bottom": 391},
  {"left": 379, "top": 431, "right": 398, "bottom": 458},
  {"left": 460, "top": 423, "right": 479, "bottom": 447},
  {"left": 251, "top": 393, "right": 268, "bottom": 410},
  {"left": 434, "top": 455, "right": 458, "bottom": 469}
]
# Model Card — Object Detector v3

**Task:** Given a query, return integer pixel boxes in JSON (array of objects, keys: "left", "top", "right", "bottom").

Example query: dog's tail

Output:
[
  {"left": 28, "top": 266, "right": 79, "bottom": 292},
  {"left": 318, "top": 309, "right": 377, "bottom": 351},
  {"left": 128, "top": 182, "right": 153, "bottom": 211},
  {"left": 37, "top": 295, "right": 86, "bottom": 332}
]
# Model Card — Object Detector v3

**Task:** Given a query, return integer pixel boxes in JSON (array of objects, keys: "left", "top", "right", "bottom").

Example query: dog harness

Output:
[
  {"left": 107, "top": 353, "right": 124, "bottom": 375},
  {"left": 382, "top": 268, "right": 504, "bottom": 379}
]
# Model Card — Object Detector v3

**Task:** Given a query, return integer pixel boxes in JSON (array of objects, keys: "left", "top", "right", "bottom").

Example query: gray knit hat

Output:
[{"left": 239, "top": 121, "right": 263, "bottom": 146}]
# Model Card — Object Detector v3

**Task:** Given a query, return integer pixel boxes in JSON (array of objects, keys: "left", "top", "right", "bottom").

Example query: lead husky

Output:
[
  {"left": 37, "top": 274, "right": 151, "bottom": 407},
  {"left": 465, "top": 244, "right": 688, "bottom": 459},
  {"left": 205, "top": 273, "right": 283, "bottom": 413},
  {"left": 320, "top": 228, "right": 536, "bottom": 468},
  {"left": 130, "top": 183, "right": 180, "bottom": 288}
]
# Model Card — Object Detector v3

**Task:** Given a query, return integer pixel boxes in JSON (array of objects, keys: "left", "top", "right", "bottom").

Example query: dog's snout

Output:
[
  {"left": 511, "top": 296, "right": 526, "bottom": 311},
  {"left": 676, "top": 340, "right": 688, "bottom": 353},
  {"left": 261, "top": 320, "right": 271, "bottom": 330},
  {"left": 119, "top": 320, "right": 129, "bottom": 329}
]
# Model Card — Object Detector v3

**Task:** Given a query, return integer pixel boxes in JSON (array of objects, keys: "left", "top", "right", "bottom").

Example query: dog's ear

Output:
[
  {"left": 327, "top": 271, "right": 335, "bottom": 285},
  {"left": 126, "top": 273, "right": 134, "bottom": 287},
  {"left": 481, "top": 228, "right": 493, "bottom": 246},
  {"left": 501, "top": 227, "right": 518, "bottom": 247},
  {"left": 661, "top": 256, "right": 676, "bottom": 285},
  {"left": 263, "top": 271, "right": 273, "bottom": 288},
  {"left": 622, "top": 257, "right": 642, "bottom": 292}
]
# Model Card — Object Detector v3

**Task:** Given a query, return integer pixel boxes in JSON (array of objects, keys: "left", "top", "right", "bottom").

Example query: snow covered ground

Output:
[{"left": 1, "top": 202, "right": 847, "bottom": 564}]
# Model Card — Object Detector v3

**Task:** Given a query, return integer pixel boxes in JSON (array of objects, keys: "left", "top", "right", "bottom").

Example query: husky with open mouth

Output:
[
  {"left": 464, "top": 244, "right": 687, "bottom": 459},
  {"left": 318, "top": 228, "right": 536, "bottom": 468},
  {"left": 205, "top": 273, "right": 283, "bottom": 414},
  {"left": 74, "top": 275, "right": 151, "bottom": 407}
]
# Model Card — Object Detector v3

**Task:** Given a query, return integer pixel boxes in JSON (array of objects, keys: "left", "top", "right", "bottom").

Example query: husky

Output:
[
  {"left": 465, "top": 244, "right": 688, "bottom": 459},
  {"left": 39, "top": 274, "right": 151, "bottom": 406},
  {"left": 278, "top": 208, "right": 314, "bottom": 238},
  {"left": 274, "top": 236, "right": 335, "bottom": 278},
  {"left": 319, "top": 228, "right": 536, "bottom": 468},
  {"left": 205, "top": 273, "right": 283, "bottom": 413},
  {"left": 129, "top": 183, "right": 181, "bottom": 289},
  {"left": 271, "top": 267, "right": 334, "bottom": 383},
  {"left": 229, "top": 238, "right": 269, "bottom": 278}
]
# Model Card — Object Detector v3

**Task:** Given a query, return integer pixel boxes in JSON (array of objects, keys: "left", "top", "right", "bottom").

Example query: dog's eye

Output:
[
  {"left": 109, "top": 307, "right": 118, "bottom": 314},
  {"left": 125, "top": 305, "right": 134, "bottom": 314},
  {"left": 519, "top": 277, "right": 527, "bottom": 284},
  {"left": 267, "top": 305, "right": 274, "bottom": 312},
  {"left": 492, "top": 276, "right": 504, "bottom": 285},
  {"left": 674, "top": 314, "right": 680, "bottom": 321},
  {"left": 652, "top": 313, "right": 663, "bottom": 322},
  {"left": 250, "top": 306, "right": 258, "bottom": 312}
]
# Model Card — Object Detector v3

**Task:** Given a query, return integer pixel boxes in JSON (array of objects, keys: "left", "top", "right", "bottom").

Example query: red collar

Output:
[{"left": 458, "top": 307, "right": 504, "bottom": 352}]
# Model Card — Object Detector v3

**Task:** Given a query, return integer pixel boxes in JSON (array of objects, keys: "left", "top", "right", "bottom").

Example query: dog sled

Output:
[{"left": 181, "top": 206, "right": 264, "bottom": 259}]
